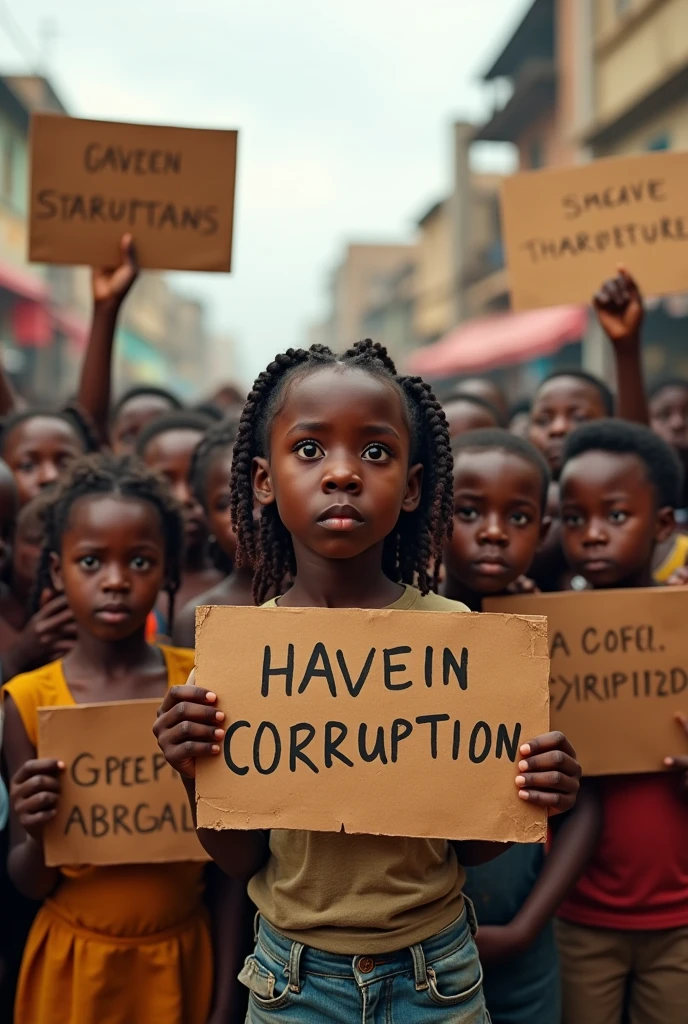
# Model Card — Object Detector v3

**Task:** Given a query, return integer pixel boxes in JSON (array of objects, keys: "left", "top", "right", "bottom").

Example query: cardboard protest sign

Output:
[
  {"left": 194, "top": 605, "right": 550, "bottom": 844},
  {"left": 484, "top": 588, "right": 688, "bottom": 776},
  {"left": 38, "top": 699, "right": 208, "bottom": 866},
  {"left": 500, "top": 150, "right": 688, "bottom": 310},
  {"left": 29, "top": 114, "right": 238, "bottom": 271}
]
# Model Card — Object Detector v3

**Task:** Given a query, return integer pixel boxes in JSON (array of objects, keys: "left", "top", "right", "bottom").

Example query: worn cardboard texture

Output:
[
  {"left": 29, "top": 114, "right": 238, "bottom": 271},
  {"left": 485, "top": 588, "right": 688, "bottom": 776},
  {"left": 500, "top": 150, "right": 688, "bottom": 310},
  {"left": 195, "top": 605, "right": 550, "bottom": 844},
  {"left": 38, "top": 699, "right": 208, "bottom": 866}
]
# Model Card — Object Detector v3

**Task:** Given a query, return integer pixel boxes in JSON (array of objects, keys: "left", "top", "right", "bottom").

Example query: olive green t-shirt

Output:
[{"left": 247, "top": 585, "right": 470, "bottom": 955}]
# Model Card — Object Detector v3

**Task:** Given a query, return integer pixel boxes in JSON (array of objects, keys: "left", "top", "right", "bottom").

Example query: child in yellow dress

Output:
[{"left": 3, "top": 454, "right": 233, "bottom": 1024}]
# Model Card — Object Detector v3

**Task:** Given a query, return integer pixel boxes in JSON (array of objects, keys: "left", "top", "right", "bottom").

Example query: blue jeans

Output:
[{"left": 240, "top": 904, "right": 490, "bottom": 1023}]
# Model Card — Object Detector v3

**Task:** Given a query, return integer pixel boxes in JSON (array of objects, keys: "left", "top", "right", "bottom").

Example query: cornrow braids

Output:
[
  {"left": 230, "top": 340, "right": 454, "bottom": 604},
  {"left": 32, "top": 453, "right": 185, "bottom": 632}
]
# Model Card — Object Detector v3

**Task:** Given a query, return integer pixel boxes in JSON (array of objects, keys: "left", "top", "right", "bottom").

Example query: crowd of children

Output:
[{"left": 0, "top": 241, "right": 685, "bottom": 1024}]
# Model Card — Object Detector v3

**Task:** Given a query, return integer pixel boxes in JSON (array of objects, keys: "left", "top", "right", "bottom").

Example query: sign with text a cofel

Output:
[
  {"left": 500, "top": 150, "right": 688, "bottom": 310},
  {"left": 194, "top": 605, "right": 550, "bottom": 844},
  {"left": 29, "top": 114, "right": 238, "bottom": 271},
  {"left": 484, "top": 588, "right": 688, "bottom": 777},
  {"left": 38, "top": 699, "right": 209, "bottom": 866}
]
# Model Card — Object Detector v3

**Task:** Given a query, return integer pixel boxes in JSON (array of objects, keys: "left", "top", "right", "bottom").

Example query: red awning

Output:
[
  {"left": 0, "top": 261, "right": 49, "bottom": 304},
  {"left": 407, "top": 305, "right": 588, "bottom": 378}
]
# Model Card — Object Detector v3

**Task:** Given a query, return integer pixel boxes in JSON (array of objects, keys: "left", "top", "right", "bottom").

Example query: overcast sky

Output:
[{"left": 0, "top": 0, "right": 527, "bottom": 385}]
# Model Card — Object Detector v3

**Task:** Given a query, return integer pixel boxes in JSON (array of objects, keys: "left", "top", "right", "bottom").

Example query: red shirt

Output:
[{"left": 558, "top": 774, "right": 688, "bottom": 930}]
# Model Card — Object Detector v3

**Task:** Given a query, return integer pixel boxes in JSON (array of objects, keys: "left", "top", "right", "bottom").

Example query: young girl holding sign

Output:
[
  {"left": 2, "top": 454, "right": 237, "bottom": 1024},
  {"left": 155, "top": 341, "right": 582, "bottom": 1024}
]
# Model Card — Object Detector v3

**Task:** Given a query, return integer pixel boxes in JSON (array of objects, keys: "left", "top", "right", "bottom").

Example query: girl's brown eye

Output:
[
  {"left": 295, "top": 441, "right": 323, "bottom": 460},
  {"left": 362, "top": 444, "right": 390, "bottom": 463}
]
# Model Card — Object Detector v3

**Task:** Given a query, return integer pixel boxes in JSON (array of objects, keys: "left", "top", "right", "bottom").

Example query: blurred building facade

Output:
[{"left": 0, "top": 72, "right": 213, "bottom": 404}]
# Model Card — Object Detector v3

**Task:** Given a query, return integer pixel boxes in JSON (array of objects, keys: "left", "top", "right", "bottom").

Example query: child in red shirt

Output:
[{"left": 555, "top": 419, "right": 688, "bottom": 1024}]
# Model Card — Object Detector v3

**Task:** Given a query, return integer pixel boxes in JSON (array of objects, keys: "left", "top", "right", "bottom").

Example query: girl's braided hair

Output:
[
  {"left": 33, "top": 453, "right": 185, "bottom": 631},
  {"left": 230, "top": 340, "right": 454, "bottom": 604}
]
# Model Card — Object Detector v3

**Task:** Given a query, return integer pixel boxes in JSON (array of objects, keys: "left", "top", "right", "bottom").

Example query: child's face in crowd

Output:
[
  {"left": 142, "top": 429, "right": 206, "bottom": 551},
  {"left": 253, "top": 366, "right": 421, "bottom": 563},
  {"left": 443, "top": 399, "right": 498, "bottom": 438},
  {"left": 205, "top": 448, "right": 237, "bottom": 560},
  {"left": 4, "top": 417, "right": 83, "bottom": 506},
  {"left": 51, "top": 494, "right": 166, "bottom": 640},
  {"left": 650, "top": 386, "right": 688, "bottom": 458},
  {"left": 454, "top": 378, "right": 507, "bottom": 420},
  {"left": 111, "top": 395, "right": 176, "bottom": 456},
  {"left": 560, "top": 451, "right": 673, "bottom": 588},
  {"left": 529, "top": 377, "right": 607, "bottom": 476},
  {"left": 0, "top": 462, "right": 17, "bottom": 578},
  {"left": 445, "top": 449, "right": 545, "bottom": 595}
]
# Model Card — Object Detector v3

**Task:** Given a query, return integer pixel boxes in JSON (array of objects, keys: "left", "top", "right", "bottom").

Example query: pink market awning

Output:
[{"left": 408, "top": 305, "right": 588, "bottom": 378}]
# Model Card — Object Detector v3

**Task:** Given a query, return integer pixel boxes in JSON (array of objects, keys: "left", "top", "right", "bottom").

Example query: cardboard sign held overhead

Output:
[
  {"left": 195, "top": 605, "right": 550, "bottom": 844},
  {"left": 484, "top": 588, "right": 688, "bottom": 776},
  {"left": 29, "top": 114, "right": 238, "bottom": 271},
  {"left": 501, "top": 150, "right": 688, "bottom": 310},
  {"left": 38, "top": 699, "right": 208, "bottom": 866}
]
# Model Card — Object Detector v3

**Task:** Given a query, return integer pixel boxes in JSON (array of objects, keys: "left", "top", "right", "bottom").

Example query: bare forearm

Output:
[
  {"left": 512, "top": 787, "right": 601, "bottom": 942},
  {"left": 9, "top": 837, "right": 59, "bottom": 900},
  {"left": 77, "top": 302, "right": 119, "bottom": 445},
  {"left": 614, "top": 338, "right": 648, "bottom": 425}
]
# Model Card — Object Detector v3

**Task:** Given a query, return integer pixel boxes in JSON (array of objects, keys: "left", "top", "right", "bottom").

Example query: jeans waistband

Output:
[{"left": 255, "top": 901, "right": 477, "bottom": 990}]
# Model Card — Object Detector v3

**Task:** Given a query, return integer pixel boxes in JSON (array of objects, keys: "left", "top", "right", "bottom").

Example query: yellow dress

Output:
[
  {"left": 4, "top": 646, "right": 213, "bottom": 1024},
  {"left": 654, "top": 532, "right": 688, "bottom": 583}
]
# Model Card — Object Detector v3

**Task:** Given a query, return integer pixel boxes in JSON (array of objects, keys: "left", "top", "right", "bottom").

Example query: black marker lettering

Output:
[
  {"left": 336, "top": 648, "right": 375, "bottom": 697},
  {"left": 224, "top": 720, "right": 251, "bottom": 775},
  {"left": 113, "top": 804, "right": 133, "bottom": 835},
  {"left": 261, "top": 644, "right": 294, "bottom": 697},
  {"left": 469, "top": 722, "right": 492, "bottom": 764},
  {"left": 495, "top": 722, "right": 522, "bottom": 761},
  {"left": 443, "top": 647, "right": 468, "bottom": 689},
  {"left": 383, "top": 646, "right": 412, "bottom": 690},
  {"left": 358, "top": 724, "right": 388, "bottom": 764},
  {"left": 64, "top": 805, "right": 88, "bottom": 835},
  {"left": 36, "top": 188, "right": 58, "bottom": 219},
  {"left": 324, "top": 722, "right": 354, "bottom": 768},
  {"left": 71, "top": 752, "right": 98, "bottom": 786},
  {"left": 289, "top": 723, "right": 319, "bottom": 774},
  {"left": 416, "top": 714, "right": 450, "bottom": 759},
  {"left": 452, "top": 720, "right": 461, "bottom": 760},
  {"left": 298, "top": 642, "right": 337, "bottom": 697},
  {"left": 253, "top": 722, "right": 281, "bottom": 775},
  {"left": 133, "top": 803, "right": 158, "bottom": 833},
  {"left": 390, "top": 719, "right": 413, "bottom": 762},
  {"left": 159, "top": 804, "right": 178, "bottom": 832}
]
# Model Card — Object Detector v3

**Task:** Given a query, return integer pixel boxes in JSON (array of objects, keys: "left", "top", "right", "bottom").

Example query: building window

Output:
[
  {"left": 529, "top": 139, "right": 544, "bottom": 169},
  {"left": 647, "top": 132, "right": 671, "bottom": 151}
]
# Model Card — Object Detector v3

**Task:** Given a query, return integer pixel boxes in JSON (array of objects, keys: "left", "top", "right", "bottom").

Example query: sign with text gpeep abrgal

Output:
[
  {"left": 38, "top": 699, "right": 209, "bottom": 866},
  {"left": 501, "top": 149, "right": 688, "bottom": 310},
  {"left": 194, "top": 605, "right": 550, "bottom": 844},
  {"left": 485, "top": 588, "right": 688, "bottom": 776},
  {"left": 29, "top": 114, "right": 238, "bottom": 271}
]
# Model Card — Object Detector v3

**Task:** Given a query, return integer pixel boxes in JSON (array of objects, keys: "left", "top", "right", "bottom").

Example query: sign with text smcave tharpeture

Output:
[
  {"left": 194, "top": 606, "right": 550, "bottom": 843},
  {"left": 500, "top": 150, "right": 688, "bottom": 310},
  {"left": 38, "top": 699, "right": 208, "bottom": 866},
  {"left": 485, "top": 588, "right": 688, "bottom": 776},
  {"left": 29, "top": 114, "right": 238, "bottom": 271}
]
